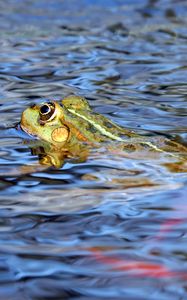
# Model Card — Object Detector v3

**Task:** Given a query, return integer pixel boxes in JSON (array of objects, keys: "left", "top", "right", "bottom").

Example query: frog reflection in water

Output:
[{"left": 20, "top": 95, "right": 187, "bottom": 169}]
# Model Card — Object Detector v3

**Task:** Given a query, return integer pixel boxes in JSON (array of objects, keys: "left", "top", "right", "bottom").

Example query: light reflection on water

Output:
[{"left": 0, "top": 0, "right": 187, "bottom": 299}]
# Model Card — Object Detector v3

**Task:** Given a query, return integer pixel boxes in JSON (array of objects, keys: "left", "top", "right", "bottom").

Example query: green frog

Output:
[{"left": 20, "top": 95, "right": 187, "bottom": 168}]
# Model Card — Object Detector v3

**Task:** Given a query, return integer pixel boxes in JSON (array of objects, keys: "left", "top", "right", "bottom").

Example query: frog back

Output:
[{"left": 61, "top": 95, "right": 137, "bottom": 143}]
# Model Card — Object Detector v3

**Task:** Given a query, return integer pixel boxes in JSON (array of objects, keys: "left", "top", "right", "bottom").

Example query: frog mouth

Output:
[{"left": 20, "top": 123, "right": 39, "bottom": 139}]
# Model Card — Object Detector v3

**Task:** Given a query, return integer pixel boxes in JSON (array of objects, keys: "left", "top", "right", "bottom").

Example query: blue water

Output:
[{"left": 0, "top": 0, "right": 187, "bottom": 299}]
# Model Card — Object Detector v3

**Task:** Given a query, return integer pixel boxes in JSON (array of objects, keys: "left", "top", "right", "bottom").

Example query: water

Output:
[{"left": 0, "top": 0, "right": 187, "bottom": 299}]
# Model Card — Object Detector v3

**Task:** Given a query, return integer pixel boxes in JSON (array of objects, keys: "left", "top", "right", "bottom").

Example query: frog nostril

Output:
[{"left": 30, "top": 103, "right": 36, "bottom": 109}]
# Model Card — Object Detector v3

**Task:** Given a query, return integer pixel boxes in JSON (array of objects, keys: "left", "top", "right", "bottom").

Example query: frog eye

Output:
[
  {"left": 39, "top": 102, "right": 55, "bottom": 123},
  {"left": 40, "top": 104, "right": 51, "bottom": 114}
]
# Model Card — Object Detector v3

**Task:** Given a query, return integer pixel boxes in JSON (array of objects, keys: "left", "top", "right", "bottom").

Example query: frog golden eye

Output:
[{"left": 39, "top": 102, "right": 55, "bottom": 123}]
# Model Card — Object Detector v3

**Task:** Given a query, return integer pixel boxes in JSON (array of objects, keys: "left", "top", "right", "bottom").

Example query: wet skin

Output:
[{"left": 20, "top": 95, "right": 187, "bottom": 168}]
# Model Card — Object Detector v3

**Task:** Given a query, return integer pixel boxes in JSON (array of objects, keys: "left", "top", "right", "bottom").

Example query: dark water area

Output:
[{"left": 0, "top": 0, "right": 187, "bottom": 299}]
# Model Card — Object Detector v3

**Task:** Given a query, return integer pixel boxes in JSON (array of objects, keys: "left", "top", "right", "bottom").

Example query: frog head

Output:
[{"left": 20, "top": 101, "right": 70, "bottom": 144}]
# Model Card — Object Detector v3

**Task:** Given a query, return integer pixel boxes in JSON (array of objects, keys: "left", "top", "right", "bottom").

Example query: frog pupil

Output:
[{"left": 40, "top": 104, "right": 50, "bottom": 114}]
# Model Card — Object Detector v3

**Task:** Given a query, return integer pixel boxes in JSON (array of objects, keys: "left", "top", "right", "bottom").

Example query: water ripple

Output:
[{"left": 0, "top": 0, "right": 187, "bottom": 299}]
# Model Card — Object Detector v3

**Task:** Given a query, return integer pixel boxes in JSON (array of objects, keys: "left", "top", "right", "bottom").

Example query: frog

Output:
[
  {"left": 20, "top": 95, "right": 137, "bottom": 145},
  {"left": 20, "top": 95, "right": 187, "bottom": 168}
]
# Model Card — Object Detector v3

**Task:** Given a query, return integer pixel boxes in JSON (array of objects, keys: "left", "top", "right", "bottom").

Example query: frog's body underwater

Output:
[{"left": 20, "top": 95, "right": 187, "bottom": 168}]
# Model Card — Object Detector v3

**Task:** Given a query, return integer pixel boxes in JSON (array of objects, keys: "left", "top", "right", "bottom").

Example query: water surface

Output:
[{"left": 0, "top": 0, "right": 187, "bottom": 299}]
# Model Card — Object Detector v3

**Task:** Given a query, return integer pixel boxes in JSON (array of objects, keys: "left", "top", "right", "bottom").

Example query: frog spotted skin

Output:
[{"left": 20, "top": 95, "right": 187, "bottom": 167}]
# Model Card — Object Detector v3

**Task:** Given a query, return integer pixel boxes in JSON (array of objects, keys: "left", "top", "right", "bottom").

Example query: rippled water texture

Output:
[{"left": 0, "top": 0, "right": 187, "bottom": 299}]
